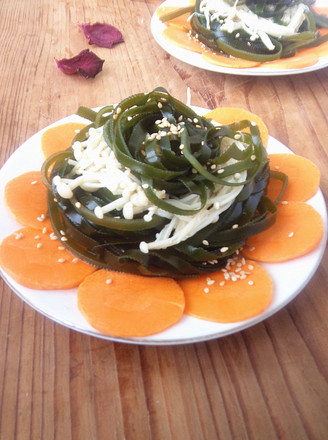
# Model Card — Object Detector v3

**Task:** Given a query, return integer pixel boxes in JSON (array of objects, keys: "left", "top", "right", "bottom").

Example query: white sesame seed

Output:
[
  {"left": 58, "top": 246, "right": 65, "bottom": 250},
  {"left": 61, "top": 237, "right": 68, "bottom": 242},
  {"left": 72, "top": 258, "right": 79, "bottom": 263},
  {"left": 248, "top": 280, "right": 254, "bottom": 286},
  {"left": 34, "top": 235, "right": 40, "bottom": 240},
  {"left": 31, "top": 180, "right": 38, "bottom": 185},
  {"left": 58, "top": 258, "right": 67, "bottom": 263},
  {"left": 288, "top": 232, "right": 294, "bottom": 238},
  {"left": 206, "top": 278, "right": 215, "bottom": 286},
  {"left": 157, "top": 102, "right": 163, "bottom": 109},
  {"left": 251, "top": 154, "right": 256, "bottom": 161},
  {"left": 217, "top": 169, "right": 225, "bottom": 174},
  {"left": 281, "top": 201, "right": 288, "bottom": 205},
  {"left": 36, "top": 243, "right": 43, "bottom": 249},
  {"left": 220, "top": 246, "right": 229, "bottom": 253},
  {"left": 106, "top": 278, "right": 112, "bottom": 284},
  {"left": 42, "top": 227, "right": 47, "bottom": 234},
  {"left": 219, "top": 281, "right": 225, "bottom": 286},
  {"left": 232, "top": 224, "right": 239, "bottom": 229},
  {"left": 202, "top": 240, "right": 209, "bottom": 246},
  {"left": 75, "top": 202, "right": 81, "bottom": 209},
  {"left": 204, "top": 287, "right": 210, "bottom": 293}
]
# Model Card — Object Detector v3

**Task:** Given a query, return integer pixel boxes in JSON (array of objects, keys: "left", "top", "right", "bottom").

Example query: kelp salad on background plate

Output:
[
  {"left": 153, "top": 0, "right": 328, "bottom": 74},
  {"left": 0, "top": 88, "right": 326, "bottom": 344}
]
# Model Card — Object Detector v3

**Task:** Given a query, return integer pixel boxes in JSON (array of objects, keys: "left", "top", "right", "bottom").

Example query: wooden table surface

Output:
[{"left": 1, "top": 1, "right": 328, "bottom": 439}]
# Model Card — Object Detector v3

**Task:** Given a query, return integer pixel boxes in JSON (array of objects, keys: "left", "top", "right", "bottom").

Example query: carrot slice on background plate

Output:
[
  {"left": 41, "top": 122, "right": 87, "bottom": 158},
  {"left": 157, "top": 6, "right": 192, "bottom": 30},
  {"left": 162, "top": 26, "right": 203, "bottom": 53},
  {"left": 204, "top": 107, "right": 269, "bottom": 147},
  {"left": 260, "top": 52, "right": 318, "bottom": 70},
  {"left": 243, "top": 201, "right": 324, "bottom": 262},
  {"left": 202, "top": 51, "right": 261, "bottom": 69},
  {"left": 77, "top": 269, "right": 185, "bottom": 337},
  {"left": 4, "top": 171, "right": 52, "bottom": 230},
  {"left": 178, "top": 259, "right": 273, "bottom": 323},
  {"left": 0, "top": 227, "right": 96, "bottom": 289},
  {"left": 267, "top": 154, "right": 320, "bottom": 202}
]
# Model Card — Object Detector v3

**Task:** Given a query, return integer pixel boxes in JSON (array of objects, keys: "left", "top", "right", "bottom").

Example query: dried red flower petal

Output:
[
  {"left": 78, "top": 22, "right": 123, "bottom": 49},
  {"left": 55, "top": 49, "right": 104, "bottom": 79}
]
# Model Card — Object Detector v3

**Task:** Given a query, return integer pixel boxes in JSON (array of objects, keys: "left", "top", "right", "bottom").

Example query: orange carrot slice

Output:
[
  {"left": 157, "top": 6, "right": 192, "bottom": 30},
  {"left": 204, "top": 107, "right": 269, "bottom": 147},
  {"left": 315, "top": 7, "right": 328, "bottom": 16},
  {"left": 41, "top": 122, "right": 87, "bottom": 159},
  {"left": 202, "top": 51, "right": 261, "bottom": 69},
  {"left": 77, "top": 269, "right": 185, "bottom": 337},
  {"left": 267, "top": 154, "right": 320, "bottom": 202},
  {"left": 0, "top": 227, "right": 96, "bottom": 289},
  {"left": 4, "top": 171, "right": 52, "bottom": 230},
  {"left": 260, "top": 52, "right": 318, "bottom": 70},
  {"left": 297, "top": 40, "right": 328, "bottom": 59},
  {"left": 178, "top": 259, "right": 273, "bottom": 323},
  {"left": 243, "top": 201, "right": 324, "bottom": 262},
  {"left": 162, "top": 26, "right": 203, "bottom": 53}
]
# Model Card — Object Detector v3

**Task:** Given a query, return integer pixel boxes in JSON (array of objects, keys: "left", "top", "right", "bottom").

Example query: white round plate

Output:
[
  {"left": 0, "top": 108, "right": 327, "bottom": 345},
  {"left": 151, "top": 0, "right": 328, "bottom": 76}
]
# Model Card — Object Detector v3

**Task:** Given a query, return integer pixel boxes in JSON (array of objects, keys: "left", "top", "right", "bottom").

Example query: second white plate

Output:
[{"left": 151, "top": 0, "right": 328, "bottom": 76}]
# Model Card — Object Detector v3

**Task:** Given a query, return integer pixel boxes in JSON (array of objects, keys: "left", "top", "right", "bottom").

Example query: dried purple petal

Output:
[
  {"left": 55, "top": 49, "right": 104, "bottom": 79},
  {"left": 78, "top": 22, "right": 123, "bottom": 49}
]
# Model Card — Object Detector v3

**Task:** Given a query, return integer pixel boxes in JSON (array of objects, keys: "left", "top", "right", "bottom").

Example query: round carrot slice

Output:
[
  {"left": 0, "top": 227, "right": 96, "bottom": 289},
  {"left": 41, "top": 122, "right": 87, "bottom": 159},
  {"left": 202, "top": 51, "right": 261, "bottom": 69},
  {"left": 77, "top": 269, "right": 185, "bottom": 337},
  {"left": 162, "top": 26, "right": 203, "bottom": 53},
  {"left": 4, "top": 171, "right": 52, "bottom": 230},
  {"left": 267, "top": 154, "right": 320, "bottom": 202},
  {"left": 204, "top": 107, "right": 269, "bottom": 147},
  {"left": 178, "top": 259, "right": 273, "bottom": 323},
  {"left": 261, "top": 52, "right": 318, "bottom": 70},
  {"left": 243, "top": 201, "right": 324, "bottom": 262},
  {"left": 157, "top": 6, "right": 192, "bottom": 29}
]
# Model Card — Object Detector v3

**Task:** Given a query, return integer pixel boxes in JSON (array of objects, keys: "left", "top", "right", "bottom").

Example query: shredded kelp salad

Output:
[
  {"left": 160, "top": 0, "right": 328, "bottom": 62},
  {"left": 41, "top": 88, "right": 285, "bottom": 277}
]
